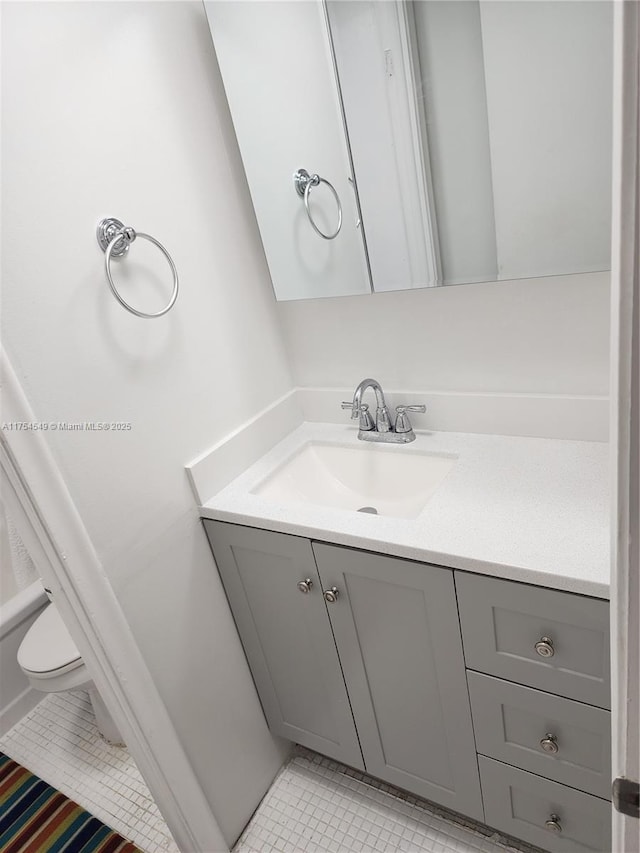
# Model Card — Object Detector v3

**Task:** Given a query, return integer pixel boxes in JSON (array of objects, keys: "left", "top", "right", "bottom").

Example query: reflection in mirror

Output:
[
  {"left": 327, "top": 0, "right": 613, "bottom": 291},
  {"left": 206, "top": 1, "right": 612, "bottom": 301},
  {"left": 204, "top": 0, "right": 372, "bottom": 302}
]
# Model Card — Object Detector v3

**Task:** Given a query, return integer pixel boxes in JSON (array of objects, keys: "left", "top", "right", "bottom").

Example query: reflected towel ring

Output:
[
  {"left": 96, "top": 218, "right": 179, "bottom": 319},
  {"left": 293, "top": 169, "right": 342, "bottom": 240}
]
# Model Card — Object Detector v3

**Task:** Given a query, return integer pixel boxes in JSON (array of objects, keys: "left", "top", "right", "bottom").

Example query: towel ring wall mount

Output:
[
  {"left": 96, "top": 217, "right": 179, "bottom": 319},
  {"left": 293, "top": 169, "right": 342, "bottom": 241}
]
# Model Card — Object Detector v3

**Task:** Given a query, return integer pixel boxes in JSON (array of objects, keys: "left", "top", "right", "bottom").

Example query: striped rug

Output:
[{"left": 0, "top": 752, "right": 143, "bottom": 852}]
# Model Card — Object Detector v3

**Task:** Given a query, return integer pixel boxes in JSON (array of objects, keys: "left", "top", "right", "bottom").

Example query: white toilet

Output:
[{"left": 17, "top": 602, "right": 124, "bottom": 746}]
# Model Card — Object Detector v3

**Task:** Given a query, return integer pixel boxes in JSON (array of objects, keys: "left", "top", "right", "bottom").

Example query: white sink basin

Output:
[{"left": 251, "top": 441, "right": 457, "bottom": 519}]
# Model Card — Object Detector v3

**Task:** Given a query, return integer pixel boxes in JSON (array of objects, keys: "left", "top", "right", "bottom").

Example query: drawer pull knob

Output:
[
  {"left": 324, "top": 586, "right": 339, "bottom": 603},
  {"left": 540, "top": 733, "right": 559, "bottom": 754},
  {"left": 545, "top": 814, "right": 562, "bottom": 833},
  {"left": 297, "top": 579, "right": 313, "bottom": 594},
  {"left": 535, "top": 636, "right": 555, "bottom": 658}
]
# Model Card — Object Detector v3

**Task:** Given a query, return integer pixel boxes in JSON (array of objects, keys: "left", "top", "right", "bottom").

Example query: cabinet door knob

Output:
[
  {"left": 540, "top": 733, "right": 559, "bottom": 754},
  {"left": 297, "top": 579, "right": 313, "bottom": 594},
  {"left": 535, "top": 636, "right": 555, "bottom": 658},
  {"left": 324, "top": 586, "right": 339, "bottom": 603},
  {"left": 544, "top": 814, "right": 562, "bottom": 833}
]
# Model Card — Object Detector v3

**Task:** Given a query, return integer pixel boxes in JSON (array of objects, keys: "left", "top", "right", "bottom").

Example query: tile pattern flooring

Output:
[
  {"left": 0, "top": 691, "right": 179, "bottom": 853},
  {"left": 235, "top": 750, "right": 541, "bottom": 853},
  {"left": 1, "top": 691, "right": 542, "bottom": 853}
]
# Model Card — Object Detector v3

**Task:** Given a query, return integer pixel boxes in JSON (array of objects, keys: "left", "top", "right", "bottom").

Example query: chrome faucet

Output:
[{"left": 341, "top": 378, "right": 426, "bottom": 443}]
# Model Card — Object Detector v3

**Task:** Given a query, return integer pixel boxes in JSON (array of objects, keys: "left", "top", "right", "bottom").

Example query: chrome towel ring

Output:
[
  {"left": 293, "top": 169, "right": 342, "bottom": 240},
  {"left": 96, "top": 218, "right": 179, "bottom": 319}
]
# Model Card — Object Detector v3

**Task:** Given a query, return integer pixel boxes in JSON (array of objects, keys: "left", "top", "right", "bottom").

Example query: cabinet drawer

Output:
[
  {"left": 468, "top": 672, "right": 610, "bottom": 799},
  {"left": 456, "top": 573, "right": 610, "bottom": 708},
  {"left": 479, "top": 756, "right": 611, "bottom": 853}
]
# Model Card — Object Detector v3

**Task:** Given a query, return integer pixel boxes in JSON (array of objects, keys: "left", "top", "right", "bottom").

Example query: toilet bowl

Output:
[{"left": 17, "top": 602, "right": 124, "bottom": 746}]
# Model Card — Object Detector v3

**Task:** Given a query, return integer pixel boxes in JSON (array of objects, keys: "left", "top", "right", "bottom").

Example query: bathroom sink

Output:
[{"left": 251, "top": 441, "right": 457, "bottom": 519}]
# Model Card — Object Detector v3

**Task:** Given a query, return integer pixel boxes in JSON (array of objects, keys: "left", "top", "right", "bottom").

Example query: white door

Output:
[{"left": 610, "top": 3, "right": 639, "bottom": 851}]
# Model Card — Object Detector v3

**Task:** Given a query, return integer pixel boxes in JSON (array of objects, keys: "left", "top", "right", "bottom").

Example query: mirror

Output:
[{"left": 205, "top": 1, "right": 612, "bottom": 301}]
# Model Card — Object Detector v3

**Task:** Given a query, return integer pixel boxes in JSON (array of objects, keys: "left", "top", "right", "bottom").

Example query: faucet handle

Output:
[
  {"left": 341, "top": 400, "right": 361, "bottom": 423},
  {"left": 396, "top": 404, "right": 426, "bottom": 414},
  {"left": 395, "top": 404, "right": 426, "bottom": 434},
  {"left": 342, "top": 401, "right": 375, "bottom": 431}
]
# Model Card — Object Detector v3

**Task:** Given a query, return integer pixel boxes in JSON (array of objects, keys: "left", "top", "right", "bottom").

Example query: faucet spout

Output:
[{"left": 351, "top": 378, "right": 391, "bottom": 431}]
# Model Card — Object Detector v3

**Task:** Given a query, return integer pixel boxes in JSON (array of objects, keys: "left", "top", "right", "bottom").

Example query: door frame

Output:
[
  {"left": 610, "top": 3, "right": 640, "bottom": 851},
  {"left": 1, "top": 349, "right": 229, "bottom": 853}
]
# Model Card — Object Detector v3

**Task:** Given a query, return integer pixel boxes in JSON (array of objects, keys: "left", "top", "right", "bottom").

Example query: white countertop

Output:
[{"left": 198, "top": 423, "right": 610, "bottom": 599}]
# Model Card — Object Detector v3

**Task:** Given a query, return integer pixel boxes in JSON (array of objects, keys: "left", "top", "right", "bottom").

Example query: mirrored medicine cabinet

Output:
[{"left": 205, "top": 0, "right": 613, "bottom": 302}]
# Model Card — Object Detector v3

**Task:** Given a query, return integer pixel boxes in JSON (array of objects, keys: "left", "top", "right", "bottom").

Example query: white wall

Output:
[
  {"left": 412, "top": 0, "right": 498, "bottom": 285},
  {"left": 413, "top": 0, "right": 612, "bottom": 286},
  {"left": 1, "top": 2, "right": 292, "bottom": 845},
  {"left": 480, "top": 1, "right": 612, "bottom": 280},
  {"left": 277, "top": 270, "right": 610, "bottom": 405}
]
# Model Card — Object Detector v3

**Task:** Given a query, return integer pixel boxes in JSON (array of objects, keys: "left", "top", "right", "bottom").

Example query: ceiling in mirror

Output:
[{"left": 205, "top": 1, "right": 613, "bottom": 302}]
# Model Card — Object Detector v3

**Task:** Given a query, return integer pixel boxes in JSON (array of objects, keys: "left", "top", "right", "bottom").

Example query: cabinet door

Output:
[
  {"left": 204, "top": 521, "right": 364, "bottom": 769},
  {"left": 313, "top": 543, "right": 484, "bottom": 820}
]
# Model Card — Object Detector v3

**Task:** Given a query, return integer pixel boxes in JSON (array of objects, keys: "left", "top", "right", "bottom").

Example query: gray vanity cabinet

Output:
[
  {"left": 312, "top": 543, "right": 485, "bottom": 821},
  {"left": 204, "top": 519, "right": 611, "bottom": 851},
  {"left": 205, "top": 521, "right": 483, "bottom": 821},
  {"left": 202, "top": 521, "right": 364, "bottom": 770}
]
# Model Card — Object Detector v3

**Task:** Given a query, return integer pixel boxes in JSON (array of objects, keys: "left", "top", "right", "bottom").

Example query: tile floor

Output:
[
  {"left": 1, "top": 692, "right": 541, "bottom": 853},
  {"left": 235, "top": 750, "right": 541, "bottom": 853},
  {"left": 0, "top": 690, "right": 179, "bottom": 853}
]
